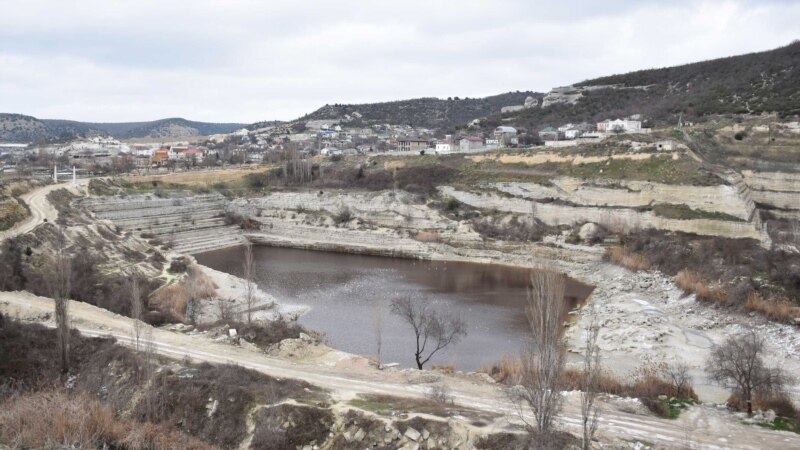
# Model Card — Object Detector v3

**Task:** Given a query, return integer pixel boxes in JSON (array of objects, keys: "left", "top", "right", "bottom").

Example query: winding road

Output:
[
  {"left": 0, "top": 179, "right": 87, "bottom": 241},
  {"left": 2, "top": 181, "right": 800, "bottom": 449}
]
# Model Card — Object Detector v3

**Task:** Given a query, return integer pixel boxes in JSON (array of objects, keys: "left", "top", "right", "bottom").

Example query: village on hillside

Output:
[{"left": 0, "top": 112, "right": 681, "bottom": 176}]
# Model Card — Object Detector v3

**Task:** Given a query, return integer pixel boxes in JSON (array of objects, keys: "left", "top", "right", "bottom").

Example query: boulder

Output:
[
  {"left": 579, "top": 222, "right": 601, "bottom": 242},
  {"left": 404, "top": 427, "right": 421, "bottom": 442}
]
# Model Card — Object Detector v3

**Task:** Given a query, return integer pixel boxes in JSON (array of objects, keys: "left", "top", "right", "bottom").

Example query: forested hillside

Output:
[
  {"left": 0, "top": 114, "right": 245, "bottom": 142},
  {"left": 297, "top": 91, "right": 542, "bottom": 129},
  {"left": 492, "top": 41, "right": 800, "bottom": 131}
]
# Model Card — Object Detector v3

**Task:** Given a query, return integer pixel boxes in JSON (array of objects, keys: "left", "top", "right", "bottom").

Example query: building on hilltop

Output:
[
  {"left": 494, "top": 126, "right": 518, "bottom": 145},
  {"left": 597, "top": 118, "right": 642, "bottom": 133},
  {"left": 397, "top": 137, "right": 429, "bottom": 152},
  {"left": 538, "top": 126, "right": 562, "bottom": 141},
  {"left": 459, "top": 136, "right": 484, "bottom": 152}
]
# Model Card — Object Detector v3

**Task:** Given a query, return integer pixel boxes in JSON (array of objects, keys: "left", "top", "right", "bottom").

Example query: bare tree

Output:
[
  {"left": 46, "top": 227, "right": 72, "bottom": 374},
  {"left": 513, "top": 270, "right": 567, "bottom": 440},
  {"left": 242, "top": 242, "right": 255, "bottom": 324},
  {"left": 663, "top": 361, "right": 693, "bottom": 399},
  {"left": 706, "top": 330, "right": 789, "bottom": 415},
  {"left": 217, "top": 297, "right": 238, "bottom": 322},
  {"left": 580, "top": 307, "right": 602, "bottom": 450},
  {"left": 390, "top": 297, "right": 467, "bottom": 370},
  {"left": 373, "top": 302, "right": 383, "bottom": 368},
  {"left": 129, "top": 277, "right": 143, "bottom": 351},
  {"left": 142, "top": 327, "right": 161, "bottom": 422}
]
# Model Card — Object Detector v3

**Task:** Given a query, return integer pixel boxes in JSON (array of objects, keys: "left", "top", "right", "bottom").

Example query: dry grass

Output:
[
  {"left": 0, "top": 390, "right": 213, "bottom": 450},
  {"left": 481, "top": 354, "right": 697, "bottom": 418},
  {"left": 729, "top": 391, "right": 800, "bottom": 422},
  {"left": 413, "top": 231, "right": 442, "bottom": 243},
  {"left": 744, "top": 292, "right": 800, "bottom": 323},
  {"left": 479, "top": 353, "right": 524, "bottom": 384},
  {"left": 148, "top": 264, "right": 217, "bottom": 323},
  {"left": 431, "top": 363, "right": 456, "bottom": 374},
  {"left": 605, "top": 246, "right": 651, "bottom": 271},
  {"left": 123, "top": 167, "right": 271, "bottom": 188},
  {"left": 674, "top": 270, "right": 728, "bottom": 304}
]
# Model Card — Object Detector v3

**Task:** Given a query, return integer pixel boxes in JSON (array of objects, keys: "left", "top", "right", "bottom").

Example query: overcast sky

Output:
[{"left": 0, "top": 0, "right": 798, "bottom": 123}]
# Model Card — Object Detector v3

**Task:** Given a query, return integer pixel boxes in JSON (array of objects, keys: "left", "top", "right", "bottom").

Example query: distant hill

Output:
[
  {"left": 294, "top": 91, "right": 543, "bottom": 129},
  {"left": 0, "top": 114, "right": 246, "bottom": 142},
  {"left": 489, "top": 41, "right": 800, "bottom": 131}
]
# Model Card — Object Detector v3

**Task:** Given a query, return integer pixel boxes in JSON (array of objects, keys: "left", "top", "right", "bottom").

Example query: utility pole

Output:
[{"left": 53, "top": 164, "right": 58, "bottom": 183}]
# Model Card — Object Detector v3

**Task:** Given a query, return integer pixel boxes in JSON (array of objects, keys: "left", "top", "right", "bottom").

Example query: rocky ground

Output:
[{"left": 231, "top": 189, "right": 800, "bottom": 404}]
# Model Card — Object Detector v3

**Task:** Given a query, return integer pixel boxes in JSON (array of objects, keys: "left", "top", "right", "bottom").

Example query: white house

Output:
[
  {"left": 459, "top": 136, "right": 484, "bottom": 152},
  {"left": 597, "top": 119, "right": 642, "bottom": 133},
  {"left": 494, "top": 125, "right": 517, "bottom": 138},
  {"left": 435, "top": 142, "right": 452, "bottom": 154},
  {"left": 655, "top": 140, "right": 676, "bottom": 151}
]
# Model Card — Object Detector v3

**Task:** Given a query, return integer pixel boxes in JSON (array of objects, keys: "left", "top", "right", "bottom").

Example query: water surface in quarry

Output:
[{"left": 196, "top": 246, "right": 593, "bottom": 371}]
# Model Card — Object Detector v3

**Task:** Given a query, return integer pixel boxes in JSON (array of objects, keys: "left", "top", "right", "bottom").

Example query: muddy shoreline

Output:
[{"left": 203, "top": 229, "right": 800, "bottom": 404}]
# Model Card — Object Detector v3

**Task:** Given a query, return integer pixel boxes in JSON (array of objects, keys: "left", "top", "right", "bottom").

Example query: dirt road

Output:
[
  {"left": 2, "top": 291, "right": 798, "bottom": 450},
  {"left": 0, "top": 179, "right": 88, "bottom": 241}
]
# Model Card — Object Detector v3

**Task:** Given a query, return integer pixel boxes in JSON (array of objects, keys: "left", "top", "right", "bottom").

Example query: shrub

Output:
[
  {"left": 479, "top": 353, "right": 524, "bottom": 384},
  {"left": 471, "top": 216, "right": 551, "bottom": 242},
  {"left": 0, "top": 390, "right": 213, "bottom": 450},
  {"left": 427, "top": 382, "right": 454, "bottom": 405},
  {"left": 168, "top": 257, "right": 189, "bottom": 273},
  {"left": 675, "top": 270, "right": 728, "bottom": 303},
  {"left": 225, "top": 211, "right": 261, "bottom": 230},
  {"left": 334, "top": 205, "right": 353, "bottom": 224},
  {"left": 744, "top": 292, "right": 800, "bottom": 323},
  {"left": 604, "top": 246, "right": 650, "bottom": 271},
  {"left": 149, "top": 265, "right": 218, "bottom": 324},
  {"left": 199, "top": 319, "right": 308, "bottom": 349},
  {"left": 394, "top": 165, "right": 455, "bottom": 195},
  {"left": 484, "top": 354, "right": 697, "bottom": 418}
]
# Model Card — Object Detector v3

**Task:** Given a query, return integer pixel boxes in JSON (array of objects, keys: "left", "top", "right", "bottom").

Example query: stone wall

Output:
[
  {"left": 229, "top": 190, "right": 457, "bottom": 231},
  {"left": 493, "top": 178, "right": 749, "bottom": 219},
  {"left": 82, "top": 193, "right": 244, "bottom": 254},
  {"left": 440, "top": 186, "right": 762, "bottom": 240}
]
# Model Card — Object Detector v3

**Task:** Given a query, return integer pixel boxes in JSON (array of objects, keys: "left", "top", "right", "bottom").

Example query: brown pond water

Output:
[{"left": 196, "top": 246, "right": 593, "bottom": 371}]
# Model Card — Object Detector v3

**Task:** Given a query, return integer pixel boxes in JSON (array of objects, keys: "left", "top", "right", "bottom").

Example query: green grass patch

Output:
[
  {"left": 651, "top": 204, "right": 744, "bottom": 221},
  {"left": 756, "top": 417, "right": 800, "bottom": 434},
  {"left": 561, "top": 155, "right": 723, "bottom": 186},
  {"left": 665, "top": 398, "right": 695, "bottom": 419}
]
